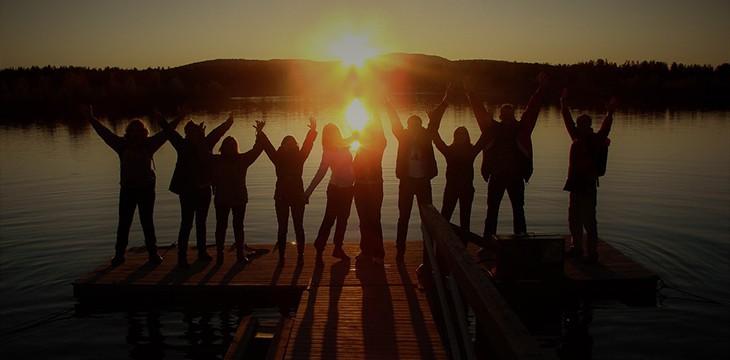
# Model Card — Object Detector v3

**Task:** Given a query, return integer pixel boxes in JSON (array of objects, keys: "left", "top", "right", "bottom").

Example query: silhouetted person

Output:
[
  {"left": 160, "top": 114, "right": 233, "bottom": 268},
  {"left": 467, "top": 73, "right": 547, "bottom": 252},
  {"left": 86, "top": 106, "right": 181, "bottom": 265},
  {"left": 259, "top": 117, "right": 318, "bottom": 265},
  {"left": 384, "top": 87, "right": 448, "bottom": 262},
  {"left": 353, "top": 108, "right": 387, "bottom": 265},
  {"left": 208, "top": 121, "right": 265, "bottom": 264},
  {"left": 430, "top": 106, "right": 487, "bottom": 236},
  {"left": 304, "top": 123, "right": 355, "bottom": 266},
  {"left": 561, "top": 89, "right": 617, "bottom": 264}
]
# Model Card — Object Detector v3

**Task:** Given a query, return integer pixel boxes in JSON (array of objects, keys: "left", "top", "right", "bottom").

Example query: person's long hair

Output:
[{"left": 321, "top": 123, "right": 345, "bottom": 152}]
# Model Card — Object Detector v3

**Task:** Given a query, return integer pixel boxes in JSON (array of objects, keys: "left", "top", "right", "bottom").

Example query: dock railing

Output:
[{"left": 420, "top": 204, "right": 543, "bottom": 360}]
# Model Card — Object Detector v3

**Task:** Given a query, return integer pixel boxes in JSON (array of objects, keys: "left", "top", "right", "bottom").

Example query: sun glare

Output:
[
  {"left": 345, "top": 99, "right": 369, "bottom": 131},
  {"left": 345, "top": 99, "right": 370, "bottom": 151},
  {"left": 330, "top": 33, "right": 378, "bottom": 67}
]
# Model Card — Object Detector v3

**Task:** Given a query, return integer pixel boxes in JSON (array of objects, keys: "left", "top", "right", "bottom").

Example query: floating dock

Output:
[{"left": 73, "top": 233, "right": 657, "bottom": 359}]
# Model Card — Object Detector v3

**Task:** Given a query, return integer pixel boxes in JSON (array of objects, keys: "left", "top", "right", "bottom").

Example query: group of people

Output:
[{"left": 88, "top": 73, "right": 617, "bottom": 269}]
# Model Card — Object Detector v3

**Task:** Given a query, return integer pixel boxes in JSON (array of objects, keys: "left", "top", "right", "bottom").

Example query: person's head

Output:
[
  {"left": 279, "top": 135, "right": 299, "bottom": 152},
  {"left": 499, "top": 104, "right": 516, "bottom": 122},
  {"left": 184, "top": 120, "right": 205, "bottom": 141},
  {"left": 124, "top": 119, "right": 149, "bottom": 143},
  {"left": 407, "top": 115, "right": 423, "bottom": 129},
  {"left": 322, "top": 123, "right": 344, "bottom": 151},
  {"left": 219, "top": 136, "right": 239, "bottom": 155},
  {"left": 576, "top": 114, "right": 594, "bottom": 136},
  {"left": 452, "top": 126, "right": 471, "bottom": 146}
]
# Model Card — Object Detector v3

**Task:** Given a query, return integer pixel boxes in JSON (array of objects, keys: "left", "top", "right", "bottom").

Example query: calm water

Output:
[{"left": 1, "top": 96, "right": 729, "bottom": 359}]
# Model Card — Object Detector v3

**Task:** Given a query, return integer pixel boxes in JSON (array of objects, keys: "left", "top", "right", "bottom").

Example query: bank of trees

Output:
[{"left": 1, "top": 54, "right": 728, "bottom": 120}]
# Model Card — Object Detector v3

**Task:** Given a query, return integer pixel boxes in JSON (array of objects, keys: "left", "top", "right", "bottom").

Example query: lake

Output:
[{"left": 1, "top": 95, "right": 729, "bottom": 359}]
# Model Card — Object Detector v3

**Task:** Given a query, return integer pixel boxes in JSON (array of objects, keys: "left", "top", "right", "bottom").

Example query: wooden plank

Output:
[
  {"left": 225, "top": 315, "right": 258, "bottom": 360},
  {"left": 266, "top": 316, "right": 295, "bottom": 360},
  {"left": 284, "top": 286, "right": 448, "bottom": 360}
]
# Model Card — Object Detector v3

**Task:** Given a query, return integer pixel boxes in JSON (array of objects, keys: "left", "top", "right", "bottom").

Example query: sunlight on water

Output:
[{"left": 1, "top": 98, "right": 729, "bottom": 359}]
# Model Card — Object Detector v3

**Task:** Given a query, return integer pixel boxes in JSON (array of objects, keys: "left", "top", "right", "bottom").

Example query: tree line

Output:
[{"left": 1, "top": 54, "right": 728, "bottom": 121}]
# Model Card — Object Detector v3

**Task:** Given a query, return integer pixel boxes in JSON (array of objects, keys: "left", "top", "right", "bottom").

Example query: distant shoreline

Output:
[{"left": 2, "top": 54, "right": 729, "bottom": 121}]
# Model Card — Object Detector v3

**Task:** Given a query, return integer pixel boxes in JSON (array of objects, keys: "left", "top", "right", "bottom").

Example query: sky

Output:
[{"left": 1, "top": 0, "right": 728, "bottom": 69}]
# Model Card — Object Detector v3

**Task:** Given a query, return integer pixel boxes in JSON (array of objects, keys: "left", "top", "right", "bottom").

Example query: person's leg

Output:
[
  {"left": 370, "top": 184, "right": 385, "bottom": 260},
  {"left": 177, "top": 193, "right": 195, "bottom": 265},
  {"left": 114, "top": 186, "right": 136, "bottom": 264},
  {"left": 396, "top": 179, "right": 416, "bottom": 260},
  {"left": 137, "top": 185, "right": 161, "bottom": 263},
  {"left": 567, "top": 191, "right": 585, "bottom": 259},
  {"left": 459, "top": 187, "right": 475, "bottom": 234},
  {"left": 314, "top": 185, "right": 339, "bottom": 255},
  {"left": 581, "top": 186, "right": 599, "bottom": 262},
  {"left": 441, "top": 184, "right": 458, "bottom": 223},
  {"left": 332, "top": 186, "right": 354, "bottom": 258},
  {"left": 194, "top": 187, "right": 212, "bottom": 259},
  {"left": 484, "top": 178, "right": 506, "bottom": 241},
  {"left": 215, "top": 204, "right": 230, "bottom": 262},
  {"left": 506, "top": 178, "right": 526, "bottom": 235},
  {"left": 354, "top": 184, "right": 371, "bottom": 256},
  {"left": 414, "top": 178, "right": 433, "bottom": 207},
  {"left": 275, "top": 199, "right": 290, "bottom": 261},
  {"left": 232, "top": 205, "right": 248, "bottom": 262},
  {"left": 291, "top": 199, "right": 306, "bottom": 261}
]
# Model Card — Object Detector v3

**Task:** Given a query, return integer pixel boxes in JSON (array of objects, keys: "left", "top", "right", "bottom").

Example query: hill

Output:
[{"left": 1, "top": 54, "right": 728, "bottom": 119}]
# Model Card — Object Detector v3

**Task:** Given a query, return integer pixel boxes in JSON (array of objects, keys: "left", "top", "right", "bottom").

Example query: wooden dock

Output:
[
  {"left": 73, "top": 227, "right": 657, "bottom": 359},
  {"left": 73, "top": 240, "right": 449, "bottom": 359}
]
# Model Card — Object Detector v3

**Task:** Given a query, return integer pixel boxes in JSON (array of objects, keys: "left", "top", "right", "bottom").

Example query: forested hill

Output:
[{"left": 1, "top": 53, "right": 728, "bottom": 119}]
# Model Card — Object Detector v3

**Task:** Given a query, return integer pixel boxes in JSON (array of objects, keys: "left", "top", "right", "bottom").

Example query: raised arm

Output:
[
  {"left": 383, "top": 96, "right": 404, "bottom": 140},
  {"left": 157, "top": 113, "right": 184, "bottom": 148},
  {"left": 149, "top": 110, "right": 184, "bottom": 152},
  {"left": 300, "top": 116, "right": 318, "bottom": 161},
  {"left": 560, "top": 88, "right": 579, "bottom": 141},
  {"left": 469, "top": 131, "right": 488, "bottom": 159},
  {"left": 466, "top": 90, "right": 494, "bottom": 132},
  {"left": 426, "top": 84, "right": 453, "bottom": 134},
  {"left": 519, "top": 72, "right": 548, "bottom": 132},
  {"left": 598, "top": 97, "right": 618, "bottom": 137},
  {"left": 85, "top": 106, "right": 124, "bottom": 152},
  {"left": 205, "top": 113, "right": 234, "bottom": 149},
  {"left": 432, "top": 130, "right": 448, "bottom": 155},
  {"left": 240, "top": 120, "right": 266, "bottom": 166}
]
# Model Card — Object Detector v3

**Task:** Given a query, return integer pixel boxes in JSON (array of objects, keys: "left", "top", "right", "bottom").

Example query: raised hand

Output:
[
  {"left": 561, "top": 88, "right": 569, "bottom": 102},
  {"left": 308, "top": 116, "right": 317, "bottom": 131},
  {"left": 254, "top": 120, "right": 266, "bottom": 133},
  {"left": 537, "top": 72, "right": 549, "bottom": 87},
  {"left": 443, "top": 83, "right": 454, "bottom": 102},
  {"left": 606, "top": 96, "right": 618, "bottom": 113}
]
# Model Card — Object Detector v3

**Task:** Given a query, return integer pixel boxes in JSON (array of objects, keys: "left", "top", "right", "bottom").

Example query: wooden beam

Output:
[
  {"left": 420, "top": 204, "right": 543, "bottom": 360},
  {"left": 225, "top": 316, "right": 258, "bottom": 360}
]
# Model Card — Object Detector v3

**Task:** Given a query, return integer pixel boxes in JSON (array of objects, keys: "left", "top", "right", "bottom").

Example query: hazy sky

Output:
[{"left": 1, "top": 0, "right": 728, "bottom": 69}]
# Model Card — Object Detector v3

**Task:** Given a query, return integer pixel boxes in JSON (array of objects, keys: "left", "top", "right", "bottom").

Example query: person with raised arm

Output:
[
  {"left": 561, "top": 89, "right": 617, "bottom": 264},
  {"left": 304, "top": 123, "right": 355, "bottom": 266},
  {"left": 207, "top": 120, "right": 265, "bottom": 265},
  {"left": 429, "top": 86, "right": 487, "bottom": 237},
  {"left": 86, "top": 106, "right": 182, "bottom": 266},
  {"left": 258, "top": 117, "right": 318, "bottom": 265},
  {"left": 383, "top": 86, "right": 449, "bottom": 262},
  {"left": 353, "top": 106, "right": 387, "bottom": 265},
  {"left": 159, "top": 113, "right": 233, "bottom": 268},
  {"left": 467, "top": 73, "right": 547, "bottom": 255}
]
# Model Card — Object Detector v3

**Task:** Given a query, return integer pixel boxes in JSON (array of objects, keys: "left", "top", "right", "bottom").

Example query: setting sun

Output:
[{"left": 330, "top": 33, "right": 378, "bottom": 67}]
